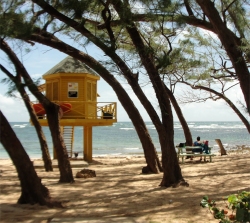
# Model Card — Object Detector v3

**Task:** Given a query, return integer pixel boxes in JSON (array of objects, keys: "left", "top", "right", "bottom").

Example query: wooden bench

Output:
[{"left": 177, "top": 146, "right": 216, "bottom": 163}]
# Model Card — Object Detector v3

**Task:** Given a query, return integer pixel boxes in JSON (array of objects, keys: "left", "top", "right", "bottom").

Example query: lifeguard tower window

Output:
[
  {"left": 68, "top": 91, "right": 78, "bottom": 98},
  {"left": 68, "top": 82, "right": 78, "bottom": 98}
]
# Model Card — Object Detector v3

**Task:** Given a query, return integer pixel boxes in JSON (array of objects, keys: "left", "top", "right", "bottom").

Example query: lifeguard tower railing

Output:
[{"left": 33, "top": 101, "right": 117, "bottom": 121}]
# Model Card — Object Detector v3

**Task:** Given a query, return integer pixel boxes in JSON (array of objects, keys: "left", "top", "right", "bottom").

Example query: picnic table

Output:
[{"left": 177, "top": 146, "right": 216, "bottom": 163}]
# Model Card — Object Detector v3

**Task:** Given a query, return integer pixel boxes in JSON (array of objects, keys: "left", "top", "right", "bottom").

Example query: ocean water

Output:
[{"left": 0, "top": 121, "right": 249, "bottom": 159}]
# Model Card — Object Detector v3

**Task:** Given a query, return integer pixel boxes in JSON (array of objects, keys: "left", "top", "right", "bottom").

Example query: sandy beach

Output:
[{"left": 0, "top": 150, "right": 249, "bottom": 223}]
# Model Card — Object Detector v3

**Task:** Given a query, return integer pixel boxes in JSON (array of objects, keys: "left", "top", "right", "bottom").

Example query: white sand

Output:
[{"left": 0, "top": 152, "right": 249, "bottom": 223}]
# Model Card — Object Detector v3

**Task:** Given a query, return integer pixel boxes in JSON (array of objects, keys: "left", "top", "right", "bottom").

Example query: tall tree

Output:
[
  {"left": 160, "top": 21, "right": 250, "bottom": 133},
  {"left": 83, "top": 0, "right": 250, "bottom": 117},
  {"left": 26, "top": 31, "right": 163, "bottom": 173},
  {"left": 27, "top": 0, "right": 188, "bottom": 186},
  {"left": 182, "top": 0, "right": 250, "bottom": 114},
  {"left": 111, "top": 0, "right": 186, "bottom": 186},
  {"left": 0, "top": 0, "right": 191, "bottom": 186},
  {"left": 195, "top": 0, "right": 250, "bottom": 113},
  {"left": 0, "top": 110, "right": 61, "bottom": 206},
  {"left": 164, "top": 84, "right": 193, "bottom": 146},
  {"left": 0, "top": 60, "right": 53, "bottom": 171},
  {"left": 0, "top": 1, "right": 164, "bottom": 173},
  {"left": 23, "top": 1, "right": 248, "bottom": 182},
  {"left": 0, "top": 39, "right": 74, "bottom": 183}
]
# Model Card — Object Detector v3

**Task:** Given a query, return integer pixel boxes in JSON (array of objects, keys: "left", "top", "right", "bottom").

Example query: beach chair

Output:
[{"left": 215, "top": 139, "right": 227, "bottom": 156}]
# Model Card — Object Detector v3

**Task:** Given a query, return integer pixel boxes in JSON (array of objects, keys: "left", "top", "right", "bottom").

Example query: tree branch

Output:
[
  {"left": 184, "top": 0, "right": 194, "bottom": 16},
  {"left": 99, "top": 0, "right": 116, "bottom": 50}
]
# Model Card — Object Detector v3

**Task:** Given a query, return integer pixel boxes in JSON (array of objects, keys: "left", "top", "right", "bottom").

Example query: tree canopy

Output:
[{"left": 0, "top": 0, "right": 249, "bottom": 188}]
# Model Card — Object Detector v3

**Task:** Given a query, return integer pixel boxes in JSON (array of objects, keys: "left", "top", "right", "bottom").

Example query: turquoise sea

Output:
[{"left": 0, "top": 121, "right": 249, "bottom": 159}]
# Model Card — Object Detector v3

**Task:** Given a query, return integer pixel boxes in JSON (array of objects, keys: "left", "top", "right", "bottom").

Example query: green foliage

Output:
[
  {"left": 54, "top": 0, "right": 97, "bottom": 19},
  {"left": 1, "top": 0, "right": 249, "bottom": 110},
  {"left": 200, "top": 191, "right": 250, "bottom": 223},
  {"left": 1, "top": 77, "right": 19, "bottom": 97},
  {"left": 0, "top": 12, "right": 33, "bottom": 38}
]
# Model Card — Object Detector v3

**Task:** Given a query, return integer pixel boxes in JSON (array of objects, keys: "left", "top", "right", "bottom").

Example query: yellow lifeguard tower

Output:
[{"left": 33, "top": 56, "right": 117, "bottom": 161}]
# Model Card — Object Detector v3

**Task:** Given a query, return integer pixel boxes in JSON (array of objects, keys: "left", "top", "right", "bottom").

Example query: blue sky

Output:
[{"left": 0, "top": 43, "right": 247, "bottom": 123}]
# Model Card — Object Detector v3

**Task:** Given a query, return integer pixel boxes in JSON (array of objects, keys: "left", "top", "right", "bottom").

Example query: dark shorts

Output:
[{"left": 192, "top": 148, "right": 202, "bottom": 153}]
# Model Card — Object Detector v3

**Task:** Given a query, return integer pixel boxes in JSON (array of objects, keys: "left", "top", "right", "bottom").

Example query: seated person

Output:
[
  {"left": 203, "top": 140, "right": 209, "bottom": 154},
  {"left": 192, "top": 136, "right": 203, "bottom": 161},
  {"left": 193, "top": 136, "right": 209, "bottom": 153},
  {"left": 193, "top": 136, "right": 210, "bottom": 161},
  {"left": 194, "top": 136, "right": 202, "bottom": 146},
  {"left": 193, "top": 136, "right": 203, "bottom": 153}
]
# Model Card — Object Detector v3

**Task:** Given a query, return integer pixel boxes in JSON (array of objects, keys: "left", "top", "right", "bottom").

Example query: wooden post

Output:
[
  {"left": 84, "top": 126, "right": 93, "bottom": 162},
  {"left": 215, "top": 139, "right": 227, "bottom": 155}
]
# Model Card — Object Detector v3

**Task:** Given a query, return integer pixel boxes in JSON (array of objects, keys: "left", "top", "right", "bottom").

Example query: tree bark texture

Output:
[
  {"left": 0, "top": 110, "right": 51, "bottom": 205},
  {"left": 215, "top": 139, "right": 227, "bottom": 156},
  {"left": 158, "top": 95, "right": 186, "bottom": 187},
  {"left": 113, "top": 0, "right": 186, "bottom": 186},
  {"left": 164, "top": 85, "right": 193, "bottom": 146},
  {"left": 20, "top": 88, "right": 53, "bottom": 171},
  {"left": 44, "top": 103, "right": 75, "bottom": 183}
]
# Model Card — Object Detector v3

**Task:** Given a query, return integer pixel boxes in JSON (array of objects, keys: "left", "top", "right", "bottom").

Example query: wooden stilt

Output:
[{"left": 84, "top": 126, "right": 93, "bottom": 162}]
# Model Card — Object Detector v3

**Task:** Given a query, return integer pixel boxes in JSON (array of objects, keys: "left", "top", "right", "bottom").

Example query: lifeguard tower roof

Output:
[{"left": 44, "top": 56, "right": 99, "bottom": 76}]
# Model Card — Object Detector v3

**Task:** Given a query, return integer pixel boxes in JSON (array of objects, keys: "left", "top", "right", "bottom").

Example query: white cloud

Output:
[
  {"left": 0, "top": 94, "right": 15, "bottom": 105},
  {"left": 0, "top": 94, "right": 29, "bottom": 122}
]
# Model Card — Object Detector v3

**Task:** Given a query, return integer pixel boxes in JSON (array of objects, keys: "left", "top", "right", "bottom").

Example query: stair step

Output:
[{"left": 62, "top": 126, "right": 74, "bottom": 157}]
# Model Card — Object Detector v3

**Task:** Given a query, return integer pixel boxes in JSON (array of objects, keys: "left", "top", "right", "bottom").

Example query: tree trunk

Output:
[
  {"left": 159, "top": 96, "right": 187, "bottom": 187},
  {"left": 19, "top": 85, "right": 53, "bottom": 171},
  {"left": 44, "top": 103, "right": 75, "bottom": 183},
  {"left": 215, "top": 139, "right": 227, "bottom": 156},
  {"left": 196, "top": 0, "right": 250, "bottom": 114},
  {"left": 26, "top": 0, "right": 164, "bottom": 173},
  {"left": 22, "top": 93, "right": 53, "bottom": 172},
  {"left": 165, "top": 85, "right": 193, "bottom": 146},
  {"left": 0, "top": 63, "right": 53, "bottom": 171},
  {"left": 112, "top": 0, "right": 186, "bottom": 187},
  {"left": 99, "top": 74, "right": 162, "bottom": 173},
  {"left": 0, "top": 110, "right": 60, "bottom": 206},
  {"left": 0, "top": 39, "right": 74, "bottom": 182},
  {"left": 25, "top": 31, "right": 162, "bottom": 173}
]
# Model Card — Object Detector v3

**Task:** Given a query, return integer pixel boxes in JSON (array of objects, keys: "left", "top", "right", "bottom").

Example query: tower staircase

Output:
[{"left": 62, "top": 126, "right": 75, "bottom": 158}]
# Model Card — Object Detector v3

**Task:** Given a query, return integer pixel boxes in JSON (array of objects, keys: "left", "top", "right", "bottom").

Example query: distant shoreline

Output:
[
  {"left": 1, "top": 145, "right": 250, "bottom": 161},
  {"left": 1, "top": 121, "right": 249, "bottom": 160}
]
